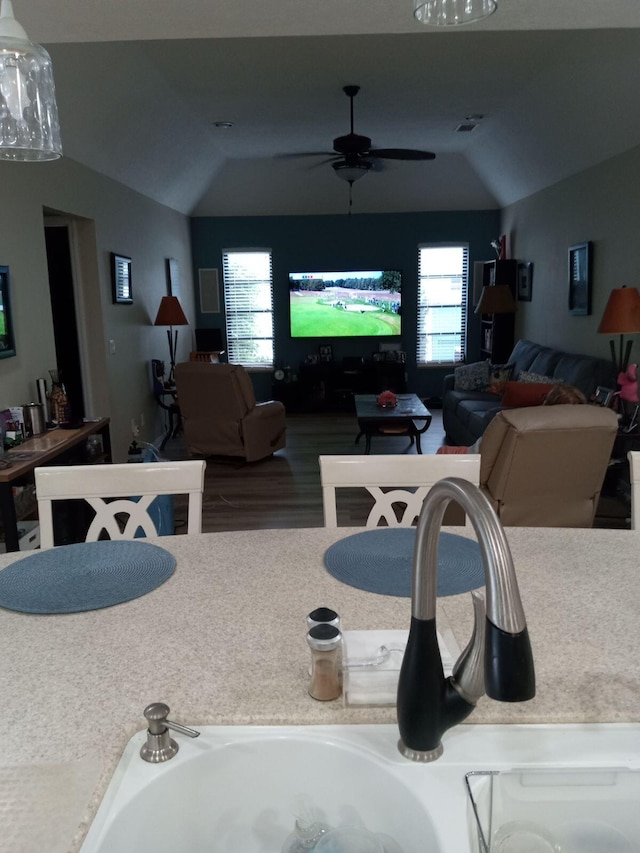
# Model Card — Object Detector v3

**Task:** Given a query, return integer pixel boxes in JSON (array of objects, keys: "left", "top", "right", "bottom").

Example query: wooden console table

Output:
[{"left": 0, "top": 419, "right": 111, "bottom": 552}]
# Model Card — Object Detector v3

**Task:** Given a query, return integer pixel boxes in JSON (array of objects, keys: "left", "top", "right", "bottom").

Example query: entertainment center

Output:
[{"left": 273, "top": 357, "right": 407, "bottom": 412}]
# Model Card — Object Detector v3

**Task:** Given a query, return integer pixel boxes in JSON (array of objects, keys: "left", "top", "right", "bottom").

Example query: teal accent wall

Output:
[{"left": 190, "top": 209, "right": 500, "bottom": 400}]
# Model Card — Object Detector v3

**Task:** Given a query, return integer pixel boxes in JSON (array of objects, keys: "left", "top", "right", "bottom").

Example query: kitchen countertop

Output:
[{"left": 1, "top": 525, "right": 639, "bottom": 852}]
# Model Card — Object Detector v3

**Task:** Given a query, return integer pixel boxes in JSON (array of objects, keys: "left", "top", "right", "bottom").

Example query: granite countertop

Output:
[{"left": 0, "top": 526, "right": 639, "bottom": 852}]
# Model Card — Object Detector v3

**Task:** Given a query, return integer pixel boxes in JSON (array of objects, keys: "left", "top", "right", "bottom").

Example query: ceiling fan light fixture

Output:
[
  {"left": 413, "top": 0, "right": 497, "bottom": 26},
  {"left": 332, "top": 160, "right": 372, "bottom": 184}
]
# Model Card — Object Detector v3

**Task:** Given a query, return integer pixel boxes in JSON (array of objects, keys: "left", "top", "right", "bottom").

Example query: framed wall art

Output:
[
  {"left": 568, "top": 242, "right": 592, "bottom": 316},
  {"left": 0, "top": 265, "right": 16, "bottom": 359},
  {"left": 517, "top": 261, "right": 533, "bottom": 302},
  {"left": 111, "top": 253, "right": 132, "bottom": 304},
  {"left": 166, "top": 258, "right": 179, "bottom": 297}
]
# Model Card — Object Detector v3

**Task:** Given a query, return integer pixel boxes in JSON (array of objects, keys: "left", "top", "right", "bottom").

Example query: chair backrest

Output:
[
  {"left": 628, "top": 450, "right": 640, "bottom": 530},
  {"left": 319, "top": 454, "right": 481, "bottom": 528},
  {"left": 479, "top": 404, "right": 618, "bottom": 526},
  {"left": 35, "top": 460, "right": 206, "bottom": 549},
  {"left": 175, "top": 362, "right": 257, "bottom": 419}
]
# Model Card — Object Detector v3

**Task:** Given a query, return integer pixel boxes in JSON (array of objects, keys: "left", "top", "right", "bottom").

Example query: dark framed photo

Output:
[
  {"left": 166, "top": 257, "right": 179, "bottom": 297},
  {"left": 111, "top": 252, "right": 132, "bottom": 304},
  {"left": 517, "top": 261, "right": 533, "bottom": 302},
  {"left": 568, "top": 242, "right": 592, "bottom": 316},
  {"left": 318, "top": 344, "right": 333, "bottom": 363},
  {"left": 593, "top": 386, "right": 614, "bottom": 407},
  {"left": 0, "top": 265, "right": 16, "bottom": 359}
]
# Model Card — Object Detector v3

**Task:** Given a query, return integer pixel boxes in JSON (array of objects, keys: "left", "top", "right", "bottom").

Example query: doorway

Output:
[{"left": 44, "top": 222, "right": 85, "bottom": 421}]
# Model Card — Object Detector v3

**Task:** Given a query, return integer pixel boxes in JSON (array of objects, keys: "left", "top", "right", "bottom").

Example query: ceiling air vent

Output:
[{"left": 455, "top": 123, "right": 477, "bottom": 133}]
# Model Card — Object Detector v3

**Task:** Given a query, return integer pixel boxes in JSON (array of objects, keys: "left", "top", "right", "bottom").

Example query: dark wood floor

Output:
[
  {"left": 165, "top": 410, "right": 448, "bottom": 533},
  {"left": 165, "top": 409, "right": 629, "bottom": 532}
]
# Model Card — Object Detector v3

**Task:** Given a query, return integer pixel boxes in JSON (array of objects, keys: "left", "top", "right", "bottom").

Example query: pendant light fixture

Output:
[
  {"left": 0, "top": 0, "right": 62, "bottom": 161},
  {"left": 413, "top": 0, "right": 497, "bottom": 26}
]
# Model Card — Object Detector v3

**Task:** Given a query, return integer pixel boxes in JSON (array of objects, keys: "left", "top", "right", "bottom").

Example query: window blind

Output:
[
  {"left": 222, "top": 249, "right": 274, "bottom": 368},
  {"left": 416, "top": 244, "right": 468, "bottom": 365}
]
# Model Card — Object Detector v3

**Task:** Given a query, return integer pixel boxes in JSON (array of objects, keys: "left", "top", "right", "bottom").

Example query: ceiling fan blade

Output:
[{"left": 369, "top": 148, "right": 436, "bottom": 161}]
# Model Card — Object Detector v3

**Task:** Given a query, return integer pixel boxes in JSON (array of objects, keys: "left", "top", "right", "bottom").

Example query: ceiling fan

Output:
[{"left": 285, "top": 85, "right": 436, "bottom": 185}]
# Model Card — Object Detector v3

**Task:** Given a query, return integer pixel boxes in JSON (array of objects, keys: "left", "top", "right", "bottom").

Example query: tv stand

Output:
[{"left": 274, "top": 359, "right": 407, "bottom": 412}]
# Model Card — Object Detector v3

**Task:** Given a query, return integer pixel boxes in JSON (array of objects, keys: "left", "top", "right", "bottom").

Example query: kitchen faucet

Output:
[{"left": 397, "top": 478, "right": 535, "bottom": 762}]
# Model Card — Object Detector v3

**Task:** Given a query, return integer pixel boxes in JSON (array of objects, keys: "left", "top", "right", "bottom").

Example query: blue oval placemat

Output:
[
  {"left": 324, "top": 528, "right": 483, "bottom": 598},
  {"left": 0, "top": 540, "right": 176, "bottom": 614}
]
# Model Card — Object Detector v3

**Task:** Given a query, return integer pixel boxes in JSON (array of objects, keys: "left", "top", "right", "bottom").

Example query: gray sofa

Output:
[{"left": 443, "top": 339, "right": 618, "bottom": 446}]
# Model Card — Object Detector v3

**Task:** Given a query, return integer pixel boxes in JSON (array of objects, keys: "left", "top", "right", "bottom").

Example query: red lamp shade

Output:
[
  {"left": 598, "top": 286, "right": 640, "bottom": 373},
  {"left": 598, "top": 287, "right": 640, "bottom": 334},
  {"left": 474, "top": 284, "right": 516, "bottom": 315},
  {"left": 154, "top": 296, "right": 189, "bottom": 327}
]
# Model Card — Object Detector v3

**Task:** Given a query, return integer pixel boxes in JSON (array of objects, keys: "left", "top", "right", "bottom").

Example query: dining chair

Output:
[
  {"left": 628, "top": 450, "right": 640, "bottom": 530},
  {"left": 34, "top": 460, "right": 206, "bottom": 549},
  {"left": 319, "top": 454, "right": 481, "bottom": 528}
]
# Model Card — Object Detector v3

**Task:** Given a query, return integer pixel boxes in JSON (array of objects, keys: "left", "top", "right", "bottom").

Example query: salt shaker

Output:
[{"left": 307, "top": 624, "right": 342, "bottom": 701}]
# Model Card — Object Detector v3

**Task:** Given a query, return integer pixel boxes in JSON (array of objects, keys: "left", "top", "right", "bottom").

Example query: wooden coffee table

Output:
[{"left": 354, "top": 394, "right": 433, "bottom": 454}]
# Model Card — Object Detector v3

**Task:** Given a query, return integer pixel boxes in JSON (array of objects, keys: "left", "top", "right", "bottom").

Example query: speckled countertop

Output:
[{"left": 1, "top": 526, "right": 639, "bottom": 852}]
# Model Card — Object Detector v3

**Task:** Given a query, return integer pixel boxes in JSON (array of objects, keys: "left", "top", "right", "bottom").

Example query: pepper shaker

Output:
[{"left": 307, "top": 624, "right": 342, "bottom": 701}]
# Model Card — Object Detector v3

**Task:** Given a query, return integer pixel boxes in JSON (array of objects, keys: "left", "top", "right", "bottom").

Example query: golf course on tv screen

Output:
[{"left": 289, "top": 270, "right": 402, "bottom": 338}]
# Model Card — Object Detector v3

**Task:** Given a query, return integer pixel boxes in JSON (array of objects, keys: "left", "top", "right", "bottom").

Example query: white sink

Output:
[{"left": 80, "top": 723, "right": 640, "bottom": 853}]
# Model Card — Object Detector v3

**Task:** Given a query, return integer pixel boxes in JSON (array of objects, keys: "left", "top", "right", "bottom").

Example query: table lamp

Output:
[
  {"left": 154, "top": 296, "right": 189, "bottom": 383},
  {"left": 597, "top": 286, "right": 640, "bottom": 374}
]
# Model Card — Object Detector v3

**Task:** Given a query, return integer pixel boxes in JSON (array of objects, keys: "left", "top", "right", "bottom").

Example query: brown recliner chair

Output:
[
  {"left": 174, "top": 362, "right": 286, "bottom": 462},
  {"left": 479, "top": 404, "right": 618, "bottom": 527}
]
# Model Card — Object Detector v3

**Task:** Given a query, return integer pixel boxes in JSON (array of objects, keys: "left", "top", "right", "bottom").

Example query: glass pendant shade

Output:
[
  {"left": 0, "top": 0, "right": 62, "bottom": 161},
  {"left": 332, "top": 160, "right": 372, "bottom": 183},
  {"left": 414, "top": 0, "right": 497, "bottom": 26}
]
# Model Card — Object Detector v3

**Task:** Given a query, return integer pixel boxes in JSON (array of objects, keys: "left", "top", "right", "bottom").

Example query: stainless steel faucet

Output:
[
  {"left": 397, "top": 478, "right": 535, "bottom": 762},
  {"left": 140, "top": 702, "right": 200, "bottom": 762}
]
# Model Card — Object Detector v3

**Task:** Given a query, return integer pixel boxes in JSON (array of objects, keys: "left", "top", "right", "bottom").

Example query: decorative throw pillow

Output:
[
  {"left": 518, "top": 370, "right": 564, "bottom": 385},
  {"left": 454, "top": 360, "right": 490, "bottom": 392},
  {"left": 501, "top": 381, "right": 556, "bottom": 408},
  {"left": 487, "top": 363, "right": 515, "bottom": 395}
]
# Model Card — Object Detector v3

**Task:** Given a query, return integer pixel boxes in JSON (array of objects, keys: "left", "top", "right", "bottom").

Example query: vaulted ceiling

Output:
[{"left": 20, "top": 0, "right": 640, "bottom": 216}]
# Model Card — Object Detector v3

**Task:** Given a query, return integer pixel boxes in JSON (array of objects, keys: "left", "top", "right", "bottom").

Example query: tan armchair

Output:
[
  {"left": 174, "top": 362, "right": 286, "bottom": 462},
  {"left": 479, "top": 404, "right": 618, "bottom": 527}
]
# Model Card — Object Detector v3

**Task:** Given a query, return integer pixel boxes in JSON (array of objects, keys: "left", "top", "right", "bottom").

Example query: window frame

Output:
[
  {"left": 416, "top": 242, "right": 469, "bottom": 366},
  {"left": 222, "top": 248, "right": 274, "bottom": 370}
]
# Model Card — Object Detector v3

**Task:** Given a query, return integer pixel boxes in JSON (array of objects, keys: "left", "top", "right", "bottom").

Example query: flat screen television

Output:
[{"left": 289, "top": 270, "right": 402, "bottom": 338}]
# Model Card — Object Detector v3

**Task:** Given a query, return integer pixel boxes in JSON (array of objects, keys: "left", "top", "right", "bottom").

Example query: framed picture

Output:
[
  {"left": 111, "top": 253, "right": 132, "bottom": 304},
  {"left": 568, "top": 242, "right": 592, "bottom": 316},
  {"left": 593, "top": 386, "right": 614, "bottom": 407},
  {"left": 517, "top": 261, "right": 533, "bottom": 302},
  {"left": 0, "top": 265, "right": 16, "bottom": 359},
  {"left": 165, "top": 258, "right": 179, "bottom": 297},
  {"left": 318, "top": 344, "right": 333, "bottom": 363}
]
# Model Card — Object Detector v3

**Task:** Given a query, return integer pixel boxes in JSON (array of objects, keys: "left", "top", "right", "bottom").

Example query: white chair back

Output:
[
  {"left": 35, "top": 460, "right": 206, "bottom": 549},
  {"left": 319, "top": 454, "right": 481, "bottom": 528},
  {"left": 628, "top": 451, "right": 640, "bottom": 530}
]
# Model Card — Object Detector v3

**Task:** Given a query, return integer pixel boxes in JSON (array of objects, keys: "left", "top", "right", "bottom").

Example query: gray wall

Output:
[
  {"left": 503, "top": 143, "right": 640, "bottom": 367},
  {"left": 0, "top": 158, "right": 194, "bottom": 461}
]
